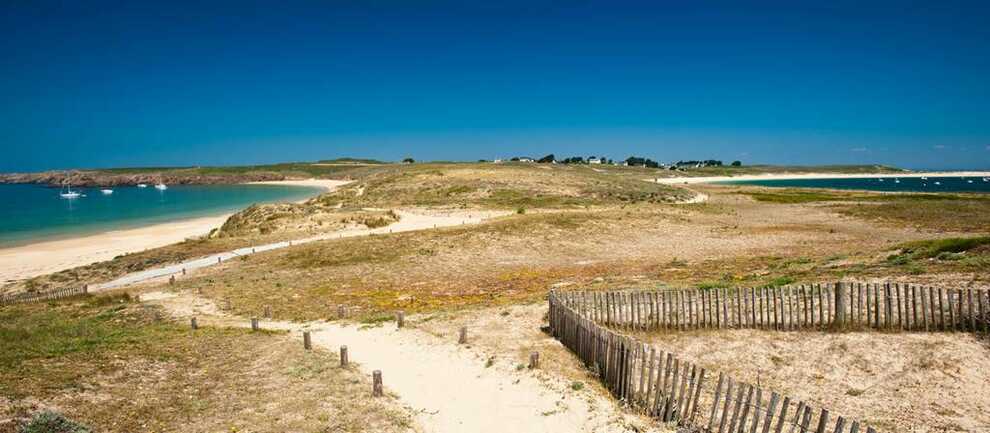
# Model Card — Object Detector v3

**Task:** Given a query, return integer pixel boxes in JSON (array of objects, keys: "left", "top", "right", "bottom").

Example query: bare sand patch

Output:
[
  {"left": 0, "top": 214, "right": 230, "bottom": 282},
  {"left": 636, "top": 329, "right": 990, "bottom": 433}
]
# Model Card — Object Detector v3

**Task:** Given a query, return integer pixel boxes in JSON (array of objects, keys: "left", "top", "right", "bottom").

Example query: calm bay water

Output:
[
  {"left": 719, "top": 176, "right": 990, "bottom": 193},
  {"left": 0, "top": 183, "right": 323, "bottom": 247}
]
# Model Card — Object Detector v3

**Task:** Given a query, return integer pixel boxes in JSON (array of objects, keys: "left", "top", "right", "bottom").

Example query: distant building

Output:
[
  {"left": 518, "top": 157, "right": 534, "bottom": 163},
  {"left": 588, "top": 157, "right": 603, "bottom": 164},
  {"left": 494, "top": 159, "right": 503, "bottom": 164}
]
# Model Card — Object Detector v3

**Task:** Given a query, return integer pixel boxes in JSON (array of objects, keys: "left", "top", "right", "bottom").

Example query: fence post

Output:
[
  {"left": 529, "top": 352, "right": 540, "bottom": 369},
  {"left": 834, "top": 282, "right": 846, "bottom": 329},
  {"left": 340, "top": 346, "right": 349, "bottom": 366},
  {"left": 303, "top": 331, "right": 312, "bottom": 350},
  {"left": 372, "top": 370, "right": 383, "bottom": 397},
  {"left": 190, "top": 317, "right": 198, "bottom": 330},
  {"left": 251, "top": 318, "right": 259, "bottom": 331},
  {"left": 396, "top": 311, "right": 405, "bottom": 328},
  {"left": 458, "top": 326, "right": 468, "bottom": 344}
]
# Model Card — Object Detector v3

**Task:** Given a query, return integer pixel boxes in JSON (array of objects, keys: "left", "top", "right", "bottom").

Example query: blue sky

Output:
[{"left": 2, "top": 1, "right": 989, "bottom": 171}]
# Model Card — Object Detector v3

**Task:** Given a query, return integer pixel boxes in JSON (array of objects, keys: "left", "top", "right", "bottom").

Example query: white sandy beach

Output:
[
  {"left": 0, "top": 179, "right": 347, "bottom": 282},
  {"left": 653, "top": 171, "right": 990, "bottom": 184}
]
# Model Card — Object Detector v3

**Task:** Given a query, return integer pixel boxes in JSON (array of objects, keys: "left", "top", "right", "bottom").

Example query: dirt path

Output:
[
  {"left": 143, "top": 291, "right": 664, "bottom": 433},
  {"left": 91, "top": 209, "right": 507, "bottom": 292}
]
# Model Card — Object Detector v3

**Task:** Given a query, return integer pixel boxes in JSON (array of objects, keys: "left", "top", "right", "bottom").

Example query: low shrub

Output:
[{"left": 19, "top": 411, "right": 91, "bottom": 433}]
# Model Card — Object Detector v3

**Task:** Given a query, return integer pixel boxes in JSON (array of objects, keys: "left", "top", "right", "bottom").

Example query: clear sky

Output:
[{"left": 2, "top": 1, "right": 989, "bottom": 172}]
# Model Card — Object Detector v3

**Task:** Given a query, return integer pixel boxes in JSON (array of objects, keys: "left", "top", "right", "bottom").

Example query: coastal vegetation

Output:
[
  {"left": 3, "top": 162, "right": 988, "bottom": 433},
  {"left": 0, "top": 294, "right": 413, "bottom": 433}
]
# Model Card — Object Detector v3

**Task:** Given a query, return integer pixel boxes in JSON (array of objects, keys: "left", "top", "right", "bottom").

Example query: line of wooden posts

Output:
[
  {"left": 547, "top": 281, "right": 989, "bottom": 433},
  {"left": 196, "top": 306, "right": 540, "bottom": 399},
  {"left": 0, "top": 285, "right": 88, "bottom": 306}
]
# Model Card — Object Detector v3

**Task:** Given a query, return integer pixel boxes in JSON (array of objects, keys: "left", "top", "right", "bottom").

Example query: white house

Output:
[
  {"left": 518, "top": 157, "right": 534, "bottom": 163},
  {"left": 588, "top": 157, "right": 602, "bottom": 164}
]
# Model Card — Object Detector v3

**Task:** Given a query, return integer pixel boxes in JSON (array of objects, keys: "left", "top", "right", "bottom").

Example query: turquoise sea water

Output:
[
  {"left": 718, "top": 176, "right": 990, "bottom": 193},
  {"left": 0, "top": 183, "right": 323, "bottom": 247}
]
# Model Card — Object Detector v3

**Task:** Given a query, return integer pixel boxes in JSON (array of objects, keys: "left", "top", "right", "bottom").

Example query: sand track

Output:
[
  {"left": 144, "top": 291, "right": 660, "bottom": 433},
  {"left": 90, "top": 209, "right": 508, "bottom": 292}
]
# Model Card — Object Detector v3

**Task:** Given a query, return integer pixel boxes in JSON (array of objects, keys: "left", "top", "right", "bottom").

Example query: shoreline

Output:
[
  {"left": 0, "top": 179, "right": 347, "bottom": 282},
  {"left": 653, "top": 171, "right": 990, "bottom": 185},
  {"left": 0, "top": 214, "right": 232, "bottom": 283}
]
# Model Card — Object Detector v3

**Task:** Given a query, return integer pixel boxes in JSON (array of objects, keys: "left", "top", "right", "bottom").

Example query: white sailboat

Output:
[
  {"left": 137, "top": 183, "right": 148, "bottom": 188},
  {"left": 100, "top": 188, "right": 114, "bottom": 195},
  {"left": 154, "top": 176, "right": 168, "bottom": 190},
  {"left": 59, "top": 181, "right": 81, "bottom": 199}
]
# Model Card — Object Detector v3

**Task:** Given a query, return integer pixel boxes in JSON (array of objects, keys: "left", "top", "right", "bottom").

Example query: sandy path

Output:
[
  {"left": 0, "top": 179, "right": 348, "bottom": 282},
  {"left": 145, "top": 291, "right": 658, "bottom": 433},
  {"left": 653, "top": 171, "right": 990, "bottom": 185},
  {"left": 90, "top": 209, "right": 507, "bottom": 292}
]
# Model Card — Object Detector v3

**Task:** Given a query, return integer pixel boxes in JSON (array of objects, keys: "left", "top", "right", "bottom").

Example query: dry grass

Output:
[
  {"left": 314, "top": 163, "right": 691, "bottom": 209},
  {"left": 0, "top": 296, "right": 415, "bottom": 433},
  {"left": 146, "top": 186, "right": 990, "bottom": 323}
]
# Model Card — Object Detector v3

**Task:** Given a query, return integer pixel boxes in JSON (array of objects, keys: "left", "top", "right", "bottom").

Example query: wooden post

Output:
[
  {"left": 529, "top": 352, "right": 540, "bottom": 369},
  {"left": 190, "top": 317, "right": 198, "bottom": 330},
  {"left": 303, "top": 331, "right": 311, "bottom": 350},
  {"left": 340, "top": 346, "right": 349, "bottom": 366},
  {"left": 372, "top": 370, "right": 383, "bottom": 397},
  {"left": 217, "top": 256, "right": 222, "bottom": 264},
  {"left": 815, "top": 408, "right": 829, "bottom": 433},
  {"left": 337, "top": 305, "right": 346, "bottom": 319},
  {"left": 396, "top": 311, "right": 405, "bottom": 328},
  {"left": 251, "top": 317, "right": 259, "bottom": 331},
  {"left": 458, "top": 326, "right": 468, "bottom": 344},
  {"left": 834, "top": 282, "right": 846, "bottom": 329}
]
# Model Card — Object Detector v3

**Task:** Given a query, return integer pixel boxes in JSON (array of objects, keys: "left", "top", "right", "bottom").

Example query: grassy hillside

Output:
[{"left": 314, "top": 163, "right": 692, "bottom": 209}]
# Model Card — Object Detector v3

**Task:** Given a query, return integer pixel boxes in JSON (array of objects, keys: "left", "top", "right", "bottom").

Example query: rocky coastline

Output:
[{"left": 0, "top": 170, "right": 289, "bottom": 187}]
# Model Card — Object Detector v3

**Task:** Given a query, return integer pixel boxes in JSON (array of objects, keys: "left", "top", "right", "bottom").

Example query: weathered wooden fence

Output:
[
  {"left": 549, "top": 282, "right": 990, "bottom": 433},
  {"left": 555, "top": 282, "right": 989, "bottom": 333},
  {"left": 0, "top": 285, "right": 88, "bottom": 306}
]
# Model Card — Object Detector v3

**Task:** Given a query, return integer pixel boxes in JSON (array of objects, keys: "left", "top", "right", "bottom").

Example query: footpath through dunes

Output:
[
  {"left": 144, "top": 290, "right": 662, "bottom": 433},
  {"left": 91, "top": 209, "right": 508, "bottom": 292}
]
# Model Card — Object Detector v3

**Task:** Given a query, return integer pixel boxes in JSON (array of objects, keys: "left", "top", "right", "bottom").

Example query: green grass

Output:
[
  {"left": 0, "top": 294, "right": 186, "bottom": 398},
  {"left": 893, "top": 237, "right": 990, "bottom": 260}
]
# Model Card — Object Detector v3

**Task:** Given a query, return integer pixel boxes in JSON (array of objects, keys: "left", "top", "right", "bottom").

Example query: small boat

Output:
[
  {"left": 877, "top": 178, "right": 884, "bottom": 182},
  {"left": 100, "top": 188, "right": 114, "bottom": 195},
  {"left": 934, "top": 181, "right": 942, "bottom": 185},
  {"left": 921, "top": 176, "right": 928, "bottom": 180},
  {"left": 154, "top": 175, "right": 167, "bottom": 190},
  {"left": 967, "top": 180, "right": 974, "bottom": 184},
  {"left": 59, "top": 182, "right": 81, "bottom": 199},
  {"left": 137, "top": 184, "right": 148, "bottom": 188},
  {"left": 983, "top": 178, "right": 989, "bottom": 182},
  {"left": 894, "top": 179, "right": 900, "bottom": 183}
]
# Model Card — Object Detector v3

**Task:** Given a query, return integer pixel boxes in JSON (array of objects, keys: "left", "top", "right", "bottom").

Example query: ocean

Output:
[
  {"left": 0, "top": 183, "right": 324, "bottom": 247},
  {"left": 718, "top": 176, "right": 990, "bottom": 194}
]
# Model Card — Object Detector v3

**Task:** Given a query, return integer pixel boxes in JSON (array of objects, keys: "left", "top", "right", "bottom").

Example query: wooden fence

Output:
[
  {"left": 549, "top": 283, "right": 990, "bottom": 433},
  {"left": 0, "top": 285, "right": 88, "bottom": 306},
  {"left": 556, "top": 282, "right": 989, "bottom": 333}
]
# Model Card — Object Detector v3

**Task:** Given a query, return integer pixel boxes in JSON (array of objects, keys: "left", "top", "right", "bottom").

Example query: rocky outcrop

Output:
[{"left": 0, "top": 170, "right": 288, "bottom": 187}]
